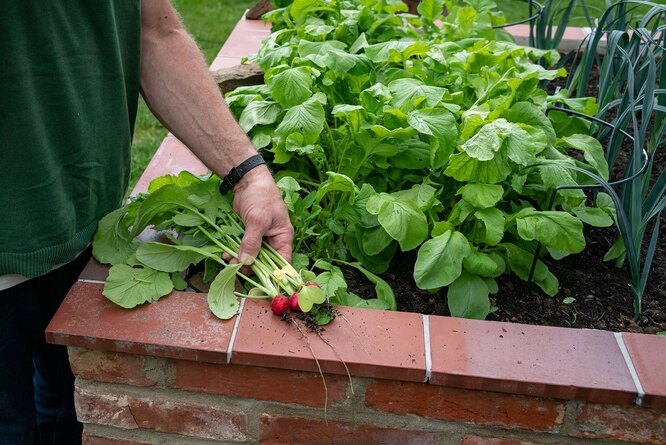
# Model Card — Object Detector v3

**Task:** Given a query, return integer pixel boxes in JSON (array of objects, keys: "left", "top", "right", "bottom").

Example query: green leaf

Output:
[
  {"left": 129, "top": 185, "right": 197, "bottom": 237},
  {"left": 238, "top": 101, "right": 282, "bottom": 132},
  {"left": 250, "top": 128, "right": 273, "bottom": 149},
  {"left": 473, "top": 208, "right": 506, "bottom": 245},
  {"left": 548, "top": 90, "right": 598, "bottom": 115},
  {"left": 515, "top": 208, "right": 585, "bottom": 253},
  {"left": 364, "top": 41, "right": 428, "bottom": 64},
  {"left": 289, "top": 0, "right": 320, "bottom": 25},
  {"left": 604, "top": 236, "right": 625, "bottom": 262},
  {"left": 298, "top": 40, "right": 347, "bottom": 60},
  {"left": 136, "top": 242, "right": 220, "bottom": 273},
  {"left": 502, "top": 243, "right": 559, "bottom": 296},
  {"left": 417, "top": 0, "right": 446, "bottom": 22},
  {"left": 367, "top": 193, "right": 428, "bottom": 251},
  {"left": 275, "top": 94, "right": 326, "bottom": 146},
  {"left": 345, "top": 226, "right": 395, "bottom": 274},
  {"left": 461, "top": 119, "right": 542, "bottom": 166},
  {"left": 292, "top": 253, "right": 310, "bottom": 272},
  {"left": 172, "top": 212, "right": 206, "bottom": 227},
  {"left": 361, "top": 226, "right": 394, "bottom": 256},
  {"left": 171, "top": 273, "right": 188, "bottom": 291},
  {"left": 445, "top": 150, "right": 512, "bottom": 184},
  {"left": 393, "top": 138, "right": 431, "bottom": 170},
  {"left": 324, "top": 49, "right": 370, "bottom": 74},
  {"left": 343, "top": 262, "right": 396, "bottom": 310},
  {"left": 93, "top": 207, "right": 138, "bottom": 265},
  {"left": 504, "top": 101, "right": 556, "bottom": 145},
  {"left": 463, "top": 250, "right": 505, "bottom": 277},
  {"left": 360, "top": 83, "right": 392, "bottom": 114},
  {"left": 407, "top": 108, "right": 458, "bottom": 166},
  {"left": 538, "top": 161, "right": 580, "bottom": 189},
  {"left": 561, "top": 134, "right": 609, "bottom": 180},
  {"left": 458, "top": 184, "right": 504, "bottom": 209},
  {"left": 414, "top": 230, "right": 471, "bottom": 289},
  {"left": 316, "top": 172, "right": 356, "bottom": 202},
  {"left": 207, "top": 263, "right": 243, "bottom": 320},
  {"left": 447, "top": 272, "right": 492, "bottom": 319},
  {"left": 505, "top": 124, "right": 546, "bottom": 166},
  {"left": 268, "top": 67, "right": 314, "bottom": 107},
  {"left": 389, "top": 78, "right": 446, "bottom": 109},
  {"left": 460, "top": 120, "right": 506, "bottom": 161},
  {"left": 332, "top": 104, "right": 366, "bottom": 133},
  {"left": 572, "top": 206, "right": 614, "bottom": 228},
  {"left": 315, "top": 266, "right": 348, "bottom": 299},
  {"left": 102, "top": 264, "right": 173, "bottom": 309},
  {"left": 330, "top": 291, "right": 392, "bottom": 310},
  {"left": 393, "top": 183, "right": 438, "bottom": 211},
  {"left": 298, "top": 285, "right": 326, "bottom": 313},
  {"left": 147, "top": 170, "right": 203, "bottom": 193}
]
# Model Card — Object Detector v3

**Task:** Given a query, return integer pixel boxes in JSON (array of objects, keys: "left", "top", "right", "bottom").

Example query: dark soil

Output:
[
  {"left": 345, "top": 56, "right": 666, "bottom": 335},
  {"left": 342, "top": 219, "right": 665, "bottom": 334}
]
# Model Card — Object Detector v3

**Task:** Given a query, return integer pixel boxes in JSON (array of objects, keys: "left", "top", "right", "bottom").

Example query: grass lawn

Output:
[
  {"left": 130, "top": 0, "right": 255, "bottom": 188},
  {"left": 128, "top": 0, "right": 637, "bottom": 189}
]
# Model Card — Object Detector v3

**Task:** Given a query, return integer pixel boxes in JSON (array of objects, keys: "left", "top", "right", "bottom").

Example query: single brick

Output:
[
  {"left": 75, "top": 387, "right": 139, "bottom": 429},
  {"left": 75, "top": 386, "right": 246, "bottom": 441},
  {"left": 575, "top": 403, "right": 666, "bottom": 444},
  {"left": 171, "top": 360, "right": 348, "bottom": 407},
  {"left": 69, "top": 348, "right": 155, "bottom": 387},
  {"left": 259, "top": 413, "right": 441, "bottom": 445},
  {"left": 127, "top": 397, "right": 247, "bottom": 442},
  {"left": 365, "top": 381, "right": 564, "bottom": 432}
]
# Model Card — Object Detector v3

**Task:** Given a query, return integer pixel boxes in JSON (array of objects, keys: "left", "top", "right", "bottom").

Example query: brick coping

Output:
[{"left": 46, "top": 15, "right": 665, "bottom": 411}]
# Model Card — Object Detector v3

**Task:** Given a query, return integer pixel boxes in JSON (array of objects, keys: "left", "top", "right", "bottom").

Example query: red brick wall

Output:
[{"left": 70, "top": 349, "right": 666, "bottom": 445}]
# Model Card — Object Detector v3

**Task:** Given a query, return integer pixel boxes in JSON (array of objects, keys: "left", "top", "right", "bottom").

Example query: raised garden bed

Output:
[{"left": 47, "top": 11, "right": 666, "bottom": 445}]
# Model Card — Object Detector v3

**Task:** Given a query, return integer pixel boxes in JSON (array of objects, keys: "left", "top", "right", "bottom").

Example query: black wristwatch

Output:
[{"left": 219, "top": 154, "right": 266, "bottom": 194}]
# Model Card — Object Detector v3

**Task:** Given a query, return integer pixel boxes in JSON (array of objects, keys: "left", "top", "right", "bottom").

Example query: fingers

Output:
[
  {"left": 266, "top": 226, "right": 294, "bottom": 264},
  {"left": 237, "top": 215, "right": 294, "bottom": 265},
  {"left": 237, "top": 224, "right": 263, "bottom": 266}
]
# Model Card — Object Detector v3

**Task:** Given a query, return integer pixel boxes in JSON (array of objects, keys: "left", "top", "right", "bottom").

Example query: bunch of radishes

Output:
[{"left": 271, "top": 282, "right": 321, "bottom": 315}]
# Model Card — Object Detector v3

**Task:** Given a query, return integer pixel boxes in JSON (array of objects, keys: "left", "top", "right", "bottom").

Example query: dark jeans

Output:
[{"left": 0, "top": 249, "right": 90, "bottom": 445}]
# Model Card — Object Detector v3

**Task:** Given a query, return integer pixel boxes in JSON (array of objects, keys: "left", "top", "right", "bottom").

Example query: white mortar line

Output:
[
  {"left": 422, "top": 314, "right": 432, "bottom": 383},
  {"left": 227, "top": 298, "right": 246, "bottom": 364},
  {"left": 77, "top": 279, "right": 106, "bottom": 284},
  {"left": 614, "top": 332, "right": 645, "bottom": 406}
]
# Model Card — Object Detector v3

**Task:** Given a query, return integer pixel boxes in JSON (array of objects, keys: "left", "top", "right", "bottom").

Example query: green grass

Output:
[
  {"left": 130, "top": 0, "right": 638, "bottom": 188},
  {"left": 129, "top": 0, "right": 255, "bottom": 188}
]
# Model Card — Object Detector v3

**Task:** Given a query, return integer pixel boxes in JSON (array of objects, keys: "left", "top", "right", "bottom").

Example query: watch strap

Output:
[{"left": 219, "top": 154, "right": 266, "bottom": 194}]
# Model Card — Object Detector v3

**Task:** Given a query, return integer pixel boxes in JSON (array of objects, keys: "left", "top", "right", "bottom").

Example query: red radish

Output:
[
  {"left": 271, "top": 294, "right": 289, "bottom": 315},
  {"left": 303, "top": 281, "right": 320, "bottom": 288},
  {"left": 289, "top": 292, "right": 301, "bottom": 312}
]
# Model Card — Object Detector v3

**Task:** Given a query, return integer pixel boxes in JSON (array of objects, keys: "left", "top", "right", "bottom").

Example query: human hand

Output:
[{"left": 231, "top": 165, "right": 294, "bottom": 266}]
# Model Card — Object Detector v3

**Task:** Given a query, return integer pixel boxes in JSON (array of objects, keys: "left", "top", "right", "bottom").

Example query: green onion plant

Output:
[{"left": 562, "top": 0, "right": 665, "bottom": 314}]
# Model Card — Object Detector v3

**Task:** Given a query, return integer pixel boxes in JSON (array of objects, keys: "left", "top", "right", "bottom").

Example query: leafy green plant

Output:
[{"left": 225, "top": 0, "right": 611, "bottom": 319}]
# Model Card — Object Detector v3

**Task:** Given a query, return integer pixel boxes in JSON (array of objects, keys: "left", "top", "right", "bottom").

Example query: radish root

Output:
[{"left": 290, "top": 316, "right": 328, "bottom": 422}]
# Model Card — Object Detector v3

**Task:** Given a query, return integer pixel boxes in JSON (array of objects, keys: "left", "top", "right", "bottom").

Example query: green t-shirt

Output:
[{"left": 0, "top": 1, "right": 141, "bottom": 278}]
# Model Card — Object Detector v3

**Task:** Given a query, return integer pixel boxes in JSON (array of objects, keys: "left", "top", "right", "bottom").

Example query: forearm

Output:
[{"left": 139, "top": 1, "right": 256, "bottom": 176}]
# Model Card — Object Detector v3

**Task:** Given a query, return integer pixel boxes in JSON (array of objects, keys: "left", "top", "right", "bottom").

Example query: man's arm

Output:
[{"left": 139, "top": 0, "right": 293, "bottom": 263}]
